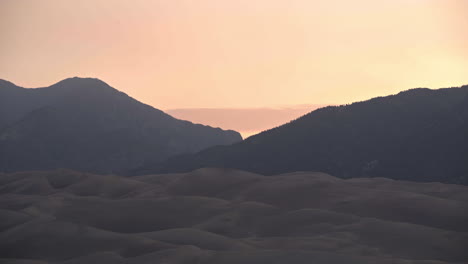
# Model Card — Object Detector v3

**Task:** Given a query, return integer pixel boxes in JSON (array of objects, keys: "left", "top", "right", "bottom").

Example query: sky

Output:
[
  {"left": 167, "top": 105, "right": 324, "bottom": 138},
  {"left": 1, "top": 0, "right": 467, "bottom": 136}
]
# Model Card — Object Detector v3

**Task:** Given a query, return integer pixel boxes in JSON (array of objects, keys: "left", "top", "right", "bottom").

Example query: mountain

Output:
[
  {"left": 0, "top": 77, "right": 242, "bottom": 173},
  {"left": 135, "top": 85, "right": 468, "bottom": 184},
  {"left": 1, "top": 169, "right": 468, "bottom": 263}
]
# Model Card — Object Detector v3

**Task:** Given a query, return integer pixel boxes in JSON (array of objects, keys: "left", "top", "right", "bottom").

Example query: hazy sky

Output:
[
  {"left": 167, "top": 104, "right": 323, "bottom": 138},
  {"left": 1, "top": 0, "right": 467, "bottom": 111}
]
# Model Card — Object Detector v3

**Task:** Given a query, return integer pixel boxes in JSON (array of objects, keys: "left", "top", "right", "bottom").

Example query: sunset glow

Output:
[{"left": 1, "top": 0, "right": 467, "bottom": 112}]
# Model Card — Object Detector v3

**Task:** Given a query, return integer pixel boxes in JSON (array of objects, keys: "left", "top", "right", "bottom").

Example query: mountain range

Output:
[
  {"left": 0, "top": 78, "right": 242, "bottom": 173},
  {"left": 1, "top": 79, "right": 468, "bottom": 263},
  {"left": 135, "top": 85, "right": 468, "bottom": 185},
  {"left": 2, "top": 78, "right": 467, "bottom": 185}
]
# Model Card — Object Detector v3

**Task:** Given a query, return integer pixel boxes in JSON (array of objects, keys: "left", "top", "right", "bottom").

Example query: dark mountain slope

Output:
[
  {"left": 137, "top": 85, "right": 468, "bottom": 184},
  {"left": 0, "top": 78, "right": 242, "bottom": 173}
]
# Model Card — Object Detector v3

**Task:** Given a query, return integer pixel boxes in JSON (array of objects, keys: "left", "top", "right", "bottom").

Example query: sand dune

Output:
[{"left": 1, "top": 169, "right": 467, "bottom": 263}]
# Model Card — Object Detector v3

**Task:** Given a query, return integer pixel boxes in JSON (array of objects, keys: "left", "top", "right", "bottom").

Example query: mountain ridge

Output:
[
  {"left": 0, "top": 77, "right": 242, "bottom": 173},
  {"left": 134, "top": 84, "right": 468, "bottom": 185}
]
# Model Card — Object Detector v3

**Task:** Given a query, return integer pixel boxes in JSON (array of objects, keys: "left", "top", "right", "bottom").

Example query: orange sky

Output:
[
  {"left": 167, "top": 105, "right": 324, "bottom": 138},
  {"left": 1, "top": 0, "right": 467, "bottom": 135}
]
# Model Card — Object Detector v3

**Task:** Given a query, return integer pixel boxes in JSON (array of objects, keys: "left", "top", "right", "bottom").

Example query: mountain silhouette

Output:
[
  {"left": 0, "top": 77, "right": 242, "bottom": 173},
  {"left": 135, "top": 85, "right": 468, "bottom": 184}
]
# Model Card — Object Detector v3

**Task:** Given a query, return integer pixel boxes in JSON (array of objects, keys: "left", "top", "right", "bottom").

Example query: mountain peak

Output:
[
  {"left": 0, "top": 77, "right": 242, "bottom": 173},
  {"left": 48, "top": 77, "right": 119, "bottom": 95},
  {"left": 54, "top": 77, "right": 110, "bottom": 87}
]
